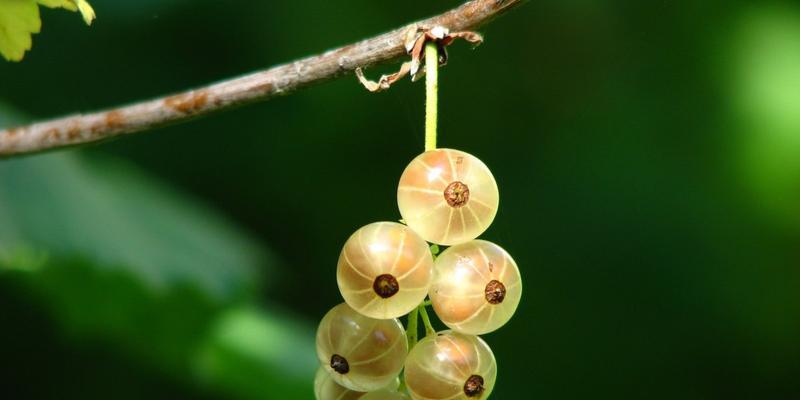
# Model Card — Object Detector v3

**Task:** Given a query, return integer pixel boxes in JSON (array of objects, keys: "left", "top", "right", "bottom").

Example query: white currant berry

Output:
[
  {"left": 361, "top": 389, "right": 408, "bottom": 400},
  {"left": 316, "top": 303, "right": 408, "bottom": 392},
  {"left": 314, "top": 367, "right": 365, "bottom": 400},
  {"left": 397, "top": 149, "right": 499, "bottom": 246},
  {"left": 429, "top": 240, "right": 522, "bottom": 335},
  {"left": 404, "top": 331, "right": 497, "bottom": 400},
  {"left": 361, "top": 390, "right": 410, "bottom": 400},
  {"left": 314, "top": 368, "right": 401, "bottom": 400},
  {"left": 337, "top": 222, "right": 434, "bottom": 319}
]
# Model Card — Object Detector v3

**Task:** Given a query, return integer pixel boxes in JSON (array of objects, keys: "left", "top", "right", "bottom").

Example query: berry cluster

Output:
[{"left": 316, "top": 149, "right": 522, "bottom": 400}]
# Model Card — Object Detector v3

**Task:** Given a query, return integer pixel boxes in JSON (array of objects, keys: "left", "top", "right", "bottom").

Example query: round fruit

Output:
[
  {"left": 397, "top": 149, "right": 499, "bottom": 246},
  {"left": 337, "top": 222, "right": 434, "bottom": 319},
  {"left": 361, "top": 390, "right": 410, "bottom": 400},
  {"left": 404, "top": 331, "right": 497, "bottom": 400},
  {"left": 314, "top": 367, "right": 365, "bottom": 400},
  {"left": 429, "top": 240, "right": 522, "bottom": 335},
  {"left": 316, "top": 303, "right": 408, "bottom": 392},
  {"left": 314, "top": 368, "right": 402, "bottom": 400}
]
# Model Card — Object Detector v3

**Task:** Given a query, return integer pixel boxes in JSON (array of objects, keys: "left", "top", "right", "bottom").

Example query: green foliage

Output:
[
  {"left": 0, "top": 106, "right": 315, "bottom": 398},
  {"left": 730, "top": 5, "right": 800, "bottom": 226},
  {"left": 38, "top": 0, "right": 96, "bottom": 25},
  {"left": 195, "top": 307, "right": 317, "bottom": 400},
  {"left": 1, "top": 1, "right": 800, "bottom": 399},
  {"left": 10, "top": 259, "right": 225, "bottom": 369},
  {"left": 0, "top": 152, "right": 267, "bottom": 300},
  {"left": 0, "top": 0, "right": 94, "bottom": 61},
  {"left": 0, "top": 0, "right": 39, "bottom": 61}
]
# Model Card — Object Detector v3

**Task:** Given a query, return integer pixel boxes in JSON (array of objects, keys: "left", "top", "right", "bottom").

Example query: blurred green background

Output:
[{"left": 1, "top": 0, "right": 799, "bottom": 398}]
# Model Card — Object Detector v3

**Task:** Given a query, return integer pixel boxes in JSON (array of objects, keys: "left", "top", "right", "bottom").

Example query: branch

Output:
[{"left": 0, "top": 0, "right": 527, "bottom": 158}]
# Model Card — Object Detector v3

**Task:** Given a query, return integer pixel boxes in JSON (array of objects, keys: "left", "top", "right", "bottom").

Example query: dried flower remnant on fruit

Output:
[
  {"left": 330, "top": 354, "right": 350, "bottom": 374},
  {"left": 444, "top": 181, "right": 470, "bottom": 207},
  {"left": 464, "top": 375, "right": 485, "bottom": 397},
  {"left": 373, "top": 274, "right": 400, "bottom": 298},
  {"left": 484, "top": 280, "right": 506, "bottom": 304}
]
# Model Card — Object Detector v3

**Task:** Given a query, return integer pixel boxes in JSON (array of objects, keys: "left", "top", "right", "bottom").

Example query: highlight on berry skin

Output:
[
  {"left": 316, "top": 303, "right": 409, "bottom": 392},
  {"left": 397, "top": 149, "right": 499, "bottom": 246},
  {"left": 429, "top": 240, "right": 522, "bottom": 335},
  {"left": 337, "top": 222, "right": 434, "bottom": 319},
  {"left": 404, "top": 331, "right": 497, "bottom": 400}
]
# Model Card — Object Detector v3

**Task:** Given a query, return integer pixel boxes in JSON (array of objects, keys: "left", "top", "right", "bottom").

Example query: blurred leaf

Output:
[
  {"left": 733, "top": 6, "right": 800, "bottom": 134},
  {"left": 9, "top": 258, "right": 228, "bottom": 371},
  {"left": 0, "top": 244, "right": 48, "bottom": 272},
  {"left": 0, "top": 105, "right": 316, "bottom": 397},
  {"left": 194, "top": 307, "right": 316, "bottom": 400},
  {"left": 0, "top": 260, "right": 316, "bottom": 398},
  {"left": 0, "top": 150, "right": 269, "bottom": 300},
  {"left": 730, "top": 4, "right": 800, "bottom": 227},
  {"left": 0, "top": 102, "right": 271, "bottom": 348}
]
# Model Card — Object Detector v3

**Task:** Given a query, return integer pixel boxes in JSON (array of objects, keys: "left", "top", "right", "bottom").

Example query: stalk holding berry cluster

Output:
[{"left": 315, "top": 32, "right": 522, "bottom": 400}]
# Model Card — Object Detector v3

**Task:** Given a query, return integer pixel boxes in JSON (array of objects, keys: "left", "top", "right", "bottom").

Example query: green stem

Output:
[
  {"left": 424, "top": 42, "right": 438, "bottom": 152},
  {"left": 400, "top": 43, "right": 441, "bottom": 397},
  {"left": 400, "top": 308, "right": 420, "bottom": 395},
  {"left": 418, "top": 303, "right": 436, "bottom": 337},
  {"left": 429, "top": 243, "right": 440, "bottom": 257},
  {"left": 406, "top": 306, "right": 419, "bottom": 350}
]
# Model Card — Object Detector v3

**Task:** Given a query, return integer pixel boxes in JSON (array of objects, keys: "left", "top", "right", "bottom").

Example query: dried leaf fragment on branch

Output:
[{"left": 355, "top": 25, "right": 483, "bottom": 93}]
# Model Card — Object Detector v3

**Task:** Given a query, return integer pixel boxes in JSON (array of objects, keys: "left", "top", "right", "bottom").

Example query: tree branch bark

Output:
[{"left": 0, "top": 0, "right": 527, "bottom": 158}]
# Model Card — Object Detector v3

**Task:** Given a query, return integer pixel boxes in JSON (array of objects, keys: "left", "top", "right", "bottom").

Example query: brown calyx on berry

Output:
[
  {"left": 485, "top": 280, "right": 506, "bottom": 304},
  {"left": 444, "top": 181, "right": 470, "bottom": 208},
  {"left": 330, "top": 354, "right": 350, "bottom": 374},
  {"left": 373, "top": 274, "right": 400, "bottom": 298},
  {"left": 464, "top": 375, "right": 485, "bottom": 397}
]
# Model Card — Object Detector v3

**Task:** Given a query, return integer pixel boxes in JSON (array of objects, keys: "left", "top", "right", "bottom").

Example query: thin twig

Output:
[{"left": 0, "top": 0, "right": 527, "bottom": 158}]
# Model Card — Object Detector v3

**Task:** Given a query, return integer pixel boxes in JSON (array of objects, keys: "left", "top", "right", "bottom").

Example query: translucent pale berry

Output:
[
  {"left": 429, "top": 240, "right": 522, "bottom": 335},
  {"left": 316, "top": 303, "right": 408, "bottom": 392},
  {"left": 337, "top": 222, "right": 434, "bottom": 319},
  {"left": 314, "top": 367, "right": 365, "bottom": 400},
  {"left": 397, "top": 149, "right": 499, "bottom": 246},
  {"left": 361, "top": 390, "right": 410, "bottom": 400},
  {"left": 314, "top": 368, "right": 402, "bottom": 400},
  {"left": 404, "top": 331, "right": 497, "bottom": 400}
]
